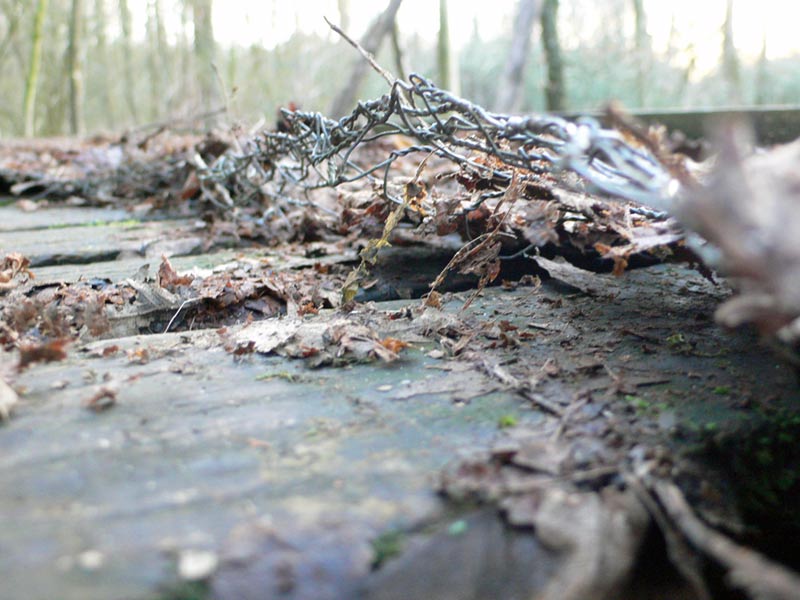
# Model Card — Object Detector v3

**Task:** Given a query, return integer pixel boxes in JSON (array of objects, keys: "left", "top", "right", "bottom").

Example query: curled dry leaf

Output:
[{"left": 157, "top": 255, "right": 194, "bottom": 290}]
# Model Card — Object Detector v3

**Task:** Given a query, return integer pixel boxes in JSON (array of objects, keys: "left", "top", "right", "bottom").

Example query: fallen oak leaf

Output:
[{"left": 17, "top": 338, "right": 69, "bottom": 371}]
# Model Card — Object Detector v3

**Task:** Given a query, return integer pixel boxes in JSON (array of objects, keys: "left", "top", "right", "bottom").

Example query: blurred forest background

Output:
[{"left": 2, "top": 0, "right": 798, "bottom": 138}]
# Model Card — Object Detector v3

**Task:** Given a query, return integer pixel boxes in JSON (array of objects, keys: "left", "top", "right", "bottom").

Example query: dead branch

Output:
[
  {"left": 327, "top": 0, "right": 404, "bottom": 117},
  {"left": 653, "top": 479, "right": 800, "bottom": 600}
]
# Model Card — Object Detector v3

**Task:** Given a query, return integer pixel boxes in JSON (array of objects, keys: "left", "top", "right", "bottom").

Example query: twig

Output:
[
  {"left": 626, "top": 473, "right": 711, "bottom": 600},
  {"left": 550, "top": 394, "right": 589, "bottom": 441},
  {"left": 324, "top": 16, "right": 397, "bottom": 88},
  {"left": 164, "top": 298, "right": 196, "bottom": 334},
  {"left": 477, "top": 355, "right": 564, "bottom": 416},
  {"left": 652, "top": 479, "right": 800, "bottom": 600}
]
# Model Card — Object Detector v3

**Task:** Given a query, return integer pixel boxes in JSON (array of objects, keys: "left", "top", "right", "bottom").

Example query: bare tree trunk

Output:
[
  {"left": 496, "top": 0, "right": 540, "bottom": 113},
  {"left": 0, "top": 0, "right": 23, "bottom": 69},
  {"left": 93, "top": 0, "right": 115, "bottom": 129},
  {"left": 118, "top": 0, "right": 138, "bottom": 123},
  {"left": 328, "top": 0, "right": 403, "bottom": 118},
  {"left": 541, "top": 0, "right": 565, "bottom": 111},
  {"left": 631, "top": 0, "right": 649, "bottom": 107},
  {"left": 23, "top": 0, "right": 48, "bottom": 136},
  {"left": 173, "top": 1, "right": 193, "bottom": 116},
  {"left": 755, "top": 33, "right": 768, "bottom": 105},
  {"left": 67, "top": 0, "right": 84, "bottom": 134},
  {"left": 722, "top": 0, "right": 742, "bottom": 104},
  {"left": 191, "top": 0, "right": 217, "bottom": 120},
  {"left": 437, "top": 0, "right": 459, "bottom": 94},
  {"left": 390, "top": 20, "right": 407, "bottom": 82},
  {"left": 40, "top": 1, "right": 68, "bottom": 135},
  {"left": 146, "top": 0, "right": 163, "bottom": 121}
]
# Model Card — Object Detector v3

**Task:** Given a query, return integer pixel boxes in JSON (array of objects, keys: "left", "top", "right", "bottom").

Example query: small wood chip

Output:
[{"left": 0, "top": 377, "right": 19, "bottom": 421}]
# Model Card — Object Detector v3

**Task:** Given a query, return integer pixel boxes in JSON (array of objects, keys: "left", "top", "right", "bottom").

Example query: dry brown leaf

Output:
[
  {"left": 379, "top": 337, "right": 410, "bottom": 354},
  {"left": 157, "top": 255, "right": 194, "bottom": 290},
  {"left": 17, "top": 339, "right": 69, "bottom": 371}
]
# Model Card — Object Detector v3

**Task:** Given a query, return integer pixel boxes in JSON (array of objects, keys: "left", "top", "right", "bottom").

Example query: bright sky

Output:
[{"left": 152, "top": 0, "right": 800, "bottom": 72}]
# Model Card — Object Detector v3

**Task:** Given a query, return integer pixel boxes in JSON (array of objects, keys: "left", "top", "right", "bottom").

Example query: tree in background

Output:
[
  {"left": 4, "top": 0, "right": 800, "bottom": 138},
  {"left": 67, "top": 0, "right": 84, "bottom": 134},
  {"left": 391, "top": 20, "right": 408, "bottom": 81},
  {"left": 191, "top": 0, "right": 217, "bottom": 118},
  {"left": 0, "top": 0, "right": 24, "bottom": 74},
  {"left": 721, "top": 0, "right": 742, "bottom": 104},
  {"left": 146, "top": 0, "right": 169, "bottom": 123},
  {"left": 541, "top": 0, "right": 565, "bottom": 111},
  {"left": 23, "top": 0, "right": 48, "bottom": 136},
  {"left": 755, "top": 33, "right": 768, "bottom": 106},
  {"left": 92, "top": 0, "right": 115, "bottom": 129},
  {"left": 328, "top": 0, "right": 403, "bottom": 118},
  {"left": 118, "top": 0, "right": 138, "bottom": 122},
  {"left": 437, "top": 0, "right": 459, "bottom": 95},
  {"left": 631, "top": 0, "right": 650, "bottom": 107},
  {"left": 496, "top": 0, "right": 540, "bottom": 112}
]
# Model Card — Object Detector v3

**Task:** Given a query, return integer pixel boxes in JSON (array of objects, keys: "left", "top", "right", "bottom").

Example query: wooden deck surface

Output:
[{"left": 2, "top": 201, "right": 799, "bottom": 600}]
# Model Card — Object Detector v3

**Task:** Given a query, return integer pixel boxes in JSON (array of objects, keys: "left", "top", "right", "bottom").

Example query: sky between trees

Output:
[{"left": 4, "top": 0, "right": 799, "bottom": 138}]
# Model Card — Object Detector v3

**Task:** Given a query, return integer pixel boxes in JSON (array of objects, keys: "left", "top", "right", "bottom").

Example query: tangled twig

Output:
[{"left": 238, "top": 74, "right": 677, "bottom": 215}]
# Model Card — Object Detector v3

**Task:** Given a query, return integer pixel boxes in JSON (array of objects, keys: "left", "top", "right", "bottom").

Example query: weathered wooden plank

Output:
[
  {"left": 25, "top": 248, "right": 357, "bottom": 287},
  {"left": 0, "top": 204, "right": 134, "bottom": 232},
  {"left": 0, "top": 316, "right": 525, "bottom": 600},
  {"left": 1, "top": 264, "right": 799, "bottom": 600},
  {"left": 0, "top": 219, "right": 202, "bottom": 267},
  {"left": 26, "top": 250, "right": 240, "bottom": 286}
]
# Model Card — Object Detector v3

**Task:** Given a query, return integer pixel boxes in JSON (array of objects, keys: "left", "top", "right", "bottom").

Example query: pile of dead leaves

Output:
[{"left": 5, "top": 107, "right": 800, "bottom": 360}]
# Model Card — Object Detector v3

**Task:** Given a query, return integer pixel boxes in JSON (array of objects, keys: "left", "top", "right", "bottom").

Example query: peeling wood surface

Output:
[
  {"left": 0, "top": 206, "right": 133, "bottom": 232},
  {"left": 1, "top": 217, "right": 202, "bottom": 267}
]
